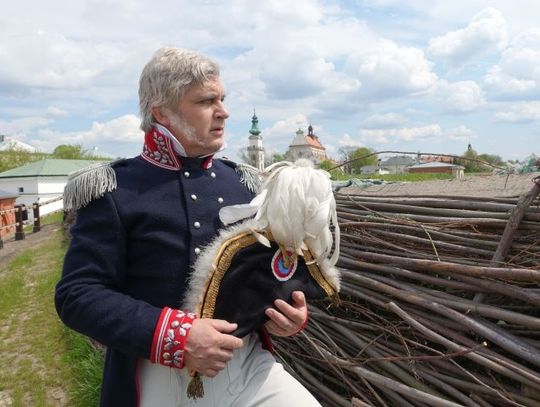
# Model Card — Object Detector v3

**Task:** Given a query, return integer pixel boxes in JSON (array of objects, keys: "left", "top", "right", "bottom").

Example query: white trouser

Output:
[{"left": 138, "top": 334, "right": 320, "bottom": 407}]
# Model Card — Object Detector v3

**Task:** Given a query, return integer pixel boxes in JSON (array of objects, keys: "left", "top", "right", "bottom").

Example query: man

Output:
[{"left": 55, "top": 47, "right": 320, "bottom": 406}]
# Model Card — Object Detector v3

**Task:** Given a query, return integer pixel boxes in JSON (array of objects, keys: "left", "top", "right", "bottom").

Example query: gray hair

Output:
[{"left": 138, "top": 47, "right": 220, "bottom": 132}]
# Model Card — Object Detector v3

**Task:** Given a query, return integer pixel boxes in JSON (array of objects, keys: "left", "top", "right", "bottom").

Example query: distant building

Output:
[
  {"left": 419, "top": 154, "right": 454, "bottom": 164},
  {"left": 247, "top": 112, "right": 265, "bottom": 171},
  {"left": 380, "top": 156, "right": 415, "bottom": 174},
  {"left": 408, "top": 162, "right": 465, "bottom": 179},
  {"left": 0, "top": 135, "right": 38, "bottom": 153},
  {"left": 0, "top": 189, "right": 18, "bottom": 238},
  {"left": 0, "top": 159, "right": 107, "bottom": 218},
  {"left": 360, "top": 165, "right": 390, "bottom": 175},
  {"left": 285, "top": 125, "right": 327, "bottom": 163}
]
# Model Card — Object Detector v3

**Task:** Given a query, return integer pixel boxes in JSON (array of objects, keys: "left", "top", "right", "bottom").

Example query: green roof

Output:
[{"left": 0, "top": 159, "right": 107, "bottom": 178}]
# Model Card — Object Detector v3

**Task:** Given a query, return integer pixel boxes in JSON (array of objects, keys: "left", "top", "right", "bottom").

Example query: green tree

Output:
[
  {"left": 52, "top": 144, "right": 89, "bottom": 159},
  {"left": 478, "top": 153, "right": 504, "bottom": 168},
  {"left": 458, "top": 148, "right": 504, "bottom": 172},
  {"left": 270, "top": 153, "right": 284, "bottom": 164},
  {"left": 348, "top": 147, "right": 378, "bottom": 174},
  {"left": 0, "top": 144, "right": 47, "bottom": 173},
  {"left": 318, "top": 160, "right": 334, "bottom": 171},
  {"left": 457, "top": 147, "right": 481, "bottom": 172},
  {"left": 317, "top": 159, "right": 348, "bottom": 180}
]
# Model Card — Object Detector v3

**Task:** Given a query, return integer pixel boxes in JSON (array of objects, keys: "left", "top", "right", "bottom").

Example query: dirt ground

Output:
[
  {"left": 0, "top": 223, "right": 67, "bottom": 407},
  {"left": 0, "top": 223, "right": 62, "bottom": 273},
  {"left": 339, "top": 171, "right": 540, "bottom": 198}
]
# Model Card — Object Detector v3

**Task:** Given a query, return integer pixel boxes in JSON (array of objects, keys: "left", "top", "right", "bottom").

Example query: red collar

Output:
[{"left": 140, "top": 127, "right": 213, "bottom": 170}]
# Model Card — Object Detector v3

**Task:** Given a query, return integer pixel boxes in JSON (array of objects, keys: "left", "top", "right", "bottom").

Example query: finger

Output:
[
  {"left": 292, "top": 291, "right": 307, "bottom": 307},
  {"left": 265, "top": 308, "right": 295, "bottom": 330},
  {"left": 204, "top": 369, "right": 219, "bottom": 378},
  {"left": 264, "top": 320, "right": 289, "bottom": 337},
  {"left": 210, "top": 319, "right": 238, "bottom": 333},
  {"left": 213, "top": 348, "right": 235, "bottom": 362},
  {"left": 271, "top": 301, "right": 304, "bottom": 325},
  {"left": 219, "top": 333, "right": 244, "bottom": 350}
]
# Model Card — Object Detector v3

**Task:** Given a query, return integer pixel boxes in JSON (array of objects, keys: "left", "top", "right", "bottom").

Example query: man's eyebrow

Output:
[{"left": 199, "top": 91, "right": 226, "bottom": 99}]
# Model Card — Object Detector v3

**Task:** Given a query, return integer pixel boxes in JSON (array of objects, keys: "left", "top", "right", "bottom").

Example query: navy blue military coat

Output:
[{"left": 55, "top": 155, "right": 253, "bottom": 406}]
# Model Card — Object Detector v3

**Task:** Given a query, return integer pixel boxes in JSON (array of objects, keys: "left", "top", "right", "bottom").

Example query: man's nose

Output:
[{"left": 215, "top": 102, "right": 229, "bottom": 119}]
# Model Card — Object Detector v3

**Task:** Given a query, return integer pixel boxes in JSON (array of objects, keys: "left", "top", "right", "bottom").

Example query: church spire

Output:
[
  {"left": 247, "top": 109, "right": 264, "bottom": 171},
  {"left": 249, "top": 109, "right": 261, "bottom": 136}
]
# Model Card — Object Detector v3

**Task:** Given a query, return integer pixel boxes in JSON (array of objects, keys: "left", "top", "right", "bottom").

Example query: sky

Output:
[{"left": 1, "top": 0, "right": 539, "bottom": 162}]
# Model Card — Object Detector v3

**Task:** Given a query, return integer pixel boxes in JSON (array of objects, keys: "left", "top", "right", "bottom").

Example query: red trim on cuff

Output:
[{"left": 150, "top": 307, "right": 196, "bottom": 369}]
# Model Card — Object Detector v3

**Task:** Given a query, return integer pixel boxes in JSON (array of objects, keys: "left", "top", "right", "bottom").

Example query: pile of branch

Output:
[{"left": 275, "top": 178, "right": 540, "bottom": 406}]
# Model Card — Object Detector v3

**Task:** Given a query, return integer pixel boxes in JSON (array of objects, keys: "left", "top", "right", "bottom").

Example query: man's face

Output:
[{"left": 163, "top": 77, "right": 229, "bottom": 157}]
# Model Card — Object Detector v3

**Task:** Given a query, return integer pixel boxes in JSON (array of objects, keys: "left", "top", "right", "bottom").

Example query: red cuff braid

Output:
[{"left": 150, "top": 308, "right": 196, "bottom": 369}]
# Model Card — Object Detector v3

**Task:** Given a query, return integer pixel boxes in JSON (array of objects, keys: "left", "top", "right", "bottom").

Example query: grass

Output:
[
  {"left": 0, "top": 225, "right": 103, "bottom": 406},
  {"left": 22, "top": 211, "right": 64, "bottom": 232},
  {"left": 369, "top": 173, "right": 454, "bottom": 182},
  {"left": 40, "top": 211, "right": 64, "bottom": 226}
]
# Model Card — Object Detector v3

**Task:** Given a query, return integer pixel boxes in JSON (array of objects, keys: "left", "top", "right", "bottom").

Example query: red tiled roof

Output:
[{"left": 305, "top": 135, "right": 324, "bottom": 149}]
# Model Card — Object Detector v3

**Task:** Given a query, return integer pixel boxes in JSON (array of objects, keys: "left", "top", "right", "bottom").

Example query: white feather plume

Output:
[{"left": 219, "top": 158, "right": 340, "bottom": 268}]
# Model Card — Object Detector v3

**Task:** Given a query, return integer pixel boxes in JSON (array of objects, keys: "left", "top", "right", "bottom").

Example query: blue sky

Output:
[{"left": 1, "top": 0, "right": 539, "bottom": 162}]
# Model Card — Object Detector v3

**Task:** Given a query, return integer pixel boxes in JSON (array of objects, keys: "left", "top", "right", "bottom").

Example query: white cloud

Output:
[
  {"left": 263, "top": 114, "right": 310, "bottom": 146},
  {"left": 362, "top": 113, "right": 407, "bottom": 128},
  {"left": 47, "top": 106, "right": 68, "bottom": 117},
  {"left": 0, "top": 116, "right": 53, "bottom": 138},
  {"left": 338, "top": 134, "right": 365, "bottom": 148},
  {"left": 89, "top": 115, "right": 143, "bottom": 142},
  {"left": 31, "top": 114, "right": 142, "bottom": 153},
  {"left": 495, "top": 101, "right": 540, "bottom": 122},
  {"left": 345, "top": 41, "right": 437, "bottom": 100},
  {"left": 482, "top": 31, "right": 540, "bottom": 100},
  {"left": 0, "top": 31, "right": 121, "bottom": 89},
  {"left": 428, "top": 7, "right": 508, "bottom": 68},
  {"left": 445, "top": 125, "right": 477, "bottom": 141},
  {"left": 436, "top": 80, "right": 485, "bottom": 112},
  {"left": 259, "top": 47, "right": 350, "bottom": 100},
  {"left": 360, "top": 124, "right": 443, "bottom": 144}
]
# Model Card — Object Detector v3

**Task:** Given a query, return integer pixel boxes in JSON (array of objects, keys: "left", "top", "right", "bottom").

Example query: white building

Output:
[
  {"left": 380, "top": 156, "right": 415, "bottom": 174},
  {"left": 247, "top": 112, "right": 265, "bottom": 171},
  {"left": 0, "top": 135, "right": 38, "bottom": 152},
  {"left": 360, "top": 165, "right": 390, "bottom": 175},
  {"left": 285, "top": 125, "right": 327, "bottom": 163},
  {"left": 0, "top": 159, "right": 106, "bottom": 218}
]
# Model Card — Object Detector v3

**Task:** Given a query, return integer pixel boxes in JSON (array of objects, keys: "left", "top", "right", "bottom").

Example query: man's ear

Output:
[{"left": 151, "top": 105, "right": 170, "bottom": 127}]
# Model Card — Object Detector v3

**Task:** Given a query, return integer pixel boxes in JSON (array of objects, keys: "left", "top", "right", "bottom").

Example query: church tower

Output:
[{"left": 247, "top": 111, "right": 265, "bottom": 171}]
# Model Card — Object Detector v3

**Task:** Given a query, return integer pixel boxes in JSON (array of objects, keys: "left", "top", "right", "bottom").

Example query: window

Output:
[{"left": 18, "top": 187, "right": 24, "bottom": 193}]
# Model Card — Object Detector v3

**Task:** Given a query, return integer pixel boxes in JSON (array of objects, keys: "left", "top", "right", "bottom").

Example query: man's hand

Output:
[
  {"left": 183, "top": 319, "right": 244, "bottom": 377},
  {"left": 264, "top": 291, "right": 308, "bottom": 337}
]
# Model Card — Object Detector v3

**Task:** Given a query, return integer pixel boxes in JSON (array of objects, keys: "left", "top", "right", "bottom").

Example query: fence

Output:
[{"left": 0, "top": 195, "right": 64, "bottom": 249}]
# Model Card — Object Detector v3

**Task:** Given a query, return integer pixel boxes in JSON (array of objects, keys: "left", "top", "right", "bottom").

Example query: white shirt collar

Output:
[{"left": 153, "top": 123, "right": 188, "bottom": 157}]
